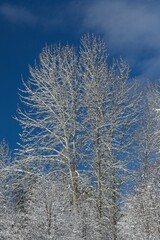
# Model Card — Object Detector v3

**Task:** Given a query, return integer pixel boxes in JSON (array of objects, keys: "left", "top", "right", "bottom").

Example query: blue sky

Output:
[{"left": 0, "top": 0, "right": 159, "bottom": 149}]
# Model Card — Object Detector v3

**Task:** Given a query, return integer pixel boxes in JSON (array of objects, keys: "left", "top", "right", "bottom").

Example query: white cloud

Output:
[
  {"left": 1, "top": 1, "right": 159, "bottom": 80},
  {"left": 82, "top": 0, "right": 160, "bottom": 80},
  {"left": 0, "top": 3, "right": 37, "bottom": 25},
  {"left": 0, "top": 3, "right": 64, "bottom": 29}
]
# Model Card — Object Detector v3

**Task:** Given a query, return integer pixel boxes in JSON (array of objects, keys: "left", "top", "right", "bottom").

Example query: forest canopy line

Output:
[{"left": 0, "top": 34, "right": 160, "bottom": 239}]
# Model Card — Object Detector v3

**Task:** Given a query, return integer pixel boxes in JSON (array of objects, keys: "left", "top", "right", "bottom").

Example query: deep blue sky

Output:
[{"left": 0, "top": 0, "right": 160, "bottom": 150}]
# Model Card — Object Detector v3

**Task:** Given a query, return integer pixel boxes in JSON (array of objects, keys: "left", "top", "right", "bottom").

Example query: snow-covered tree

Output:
[
  {"left": 118, "top": 83, "right": 160, "bottom": 240},
  {"left": 0, "top": 140, "right": 15, "bottom": 239},
  {"left": 79, "top": 34, "right": 140, "bottom": 239},
  {"left": 14, "top": 35, "right": 153, "bottom": 239},
  {"left": 118, "top": 162, "right": 160, "bottom": 240},
  {"left": 19, "top": 173, "right": 98, "bottom": 240},
  {"left": 16, "top": 44, "right": 84, "bottom": 209}
]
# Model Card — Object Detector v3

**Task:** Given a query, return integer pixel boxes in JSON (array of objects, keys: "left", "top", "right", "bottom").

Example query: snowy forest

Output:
[{"left": 0, "top": 35, "right": 160, "bottom": 240}]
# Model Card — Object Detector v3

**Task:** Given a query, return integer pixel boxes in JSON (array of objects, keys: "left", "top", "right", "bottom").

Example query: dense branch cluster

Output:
[{"left": 0, "top": 35, "right": 160, "bottom": 239}]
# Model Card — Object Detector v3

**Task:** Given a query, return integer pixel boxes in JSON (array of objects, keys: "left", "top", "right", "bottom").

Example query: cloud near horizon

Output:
[{"left": 82, "top": 0, "right": 160, "bottom": 80}]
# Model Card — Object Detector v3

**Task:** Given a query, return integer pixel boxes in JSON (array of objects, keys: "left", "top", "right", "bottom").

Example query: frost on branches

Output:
[{"left": 0, "top": 35, "right": 160, "bottom": 239}]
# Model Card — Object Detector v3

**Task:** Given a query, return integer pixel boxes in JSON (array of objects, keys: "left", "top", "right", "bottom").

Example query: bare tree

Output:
[
  {"left": 16, "top": 44, "right": 83, "bottom": 208},
  {"left": 80, "top": 34, "right": 140, "bottom": 239},
  {"left": 118, "top": 82, "right": 160, "bottom": 240},
  {"left": 16, "top": 35, "right": 141, "bottom": 239}
]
